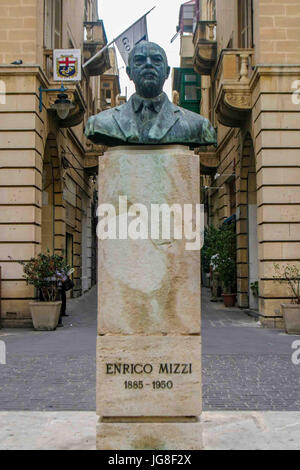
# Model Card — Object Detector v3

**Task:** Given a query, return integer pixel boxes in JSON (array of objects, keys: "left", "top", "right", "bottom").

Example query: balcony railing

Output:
[
  {"left": 214, "top": 49, "right": 254, "bottom": 127},
  {"left": 193, "top": 21, "right": 217, "bottom": 75}
]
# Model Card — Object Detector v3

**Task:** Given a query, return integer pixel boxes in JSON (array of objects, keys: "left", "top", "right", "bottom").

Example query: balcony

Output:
[
  {"left": 195, "top": 149, "right": 219, "bottom": 175},
  {"left": 84, "top": 137, "right": 106, "bottom": 174},
  {"left": 42, "top": 50, "right": 86, "bottom": 127},
  {"left": 83, "top": 20, "right": 110, "bottom": 76},
  {"left": 193, "top": 21, "right": 217, "bottom": 76},
  {"left": 215, "top": 49, "right": 254, "bottom": 128}
]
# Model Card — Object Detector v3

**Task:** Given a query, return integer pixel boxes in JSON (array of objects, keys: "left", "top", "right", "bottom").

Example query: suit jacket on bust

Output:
[{"left": 85, "top": 92, "right": 216, "bottom": 147}]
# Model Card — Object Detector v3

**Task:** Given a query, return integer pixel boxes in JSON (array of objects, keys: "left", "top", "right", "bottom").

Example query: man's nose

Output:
[{"left": 145, "top": 57, "right": 153, "bottom": 67}]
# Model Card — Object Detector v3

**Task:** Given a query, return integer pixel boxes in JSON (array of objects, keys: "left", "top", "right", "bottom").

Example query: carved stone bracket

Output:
[{"left": 215, "top": 85, "right": 252, "bottom": 128}]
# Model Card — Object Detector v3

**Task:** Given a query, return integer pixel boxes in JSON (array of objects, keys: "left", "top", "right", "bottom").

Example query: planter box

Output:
[
  {"left": 281, "top": 304, "right": 300, "bottom": 335},
  {"left": 222, "top": 293, "right": 236, "bottom": 308},
  {"left": 29, "top": 301, "right": 62, "bottom": 331}
]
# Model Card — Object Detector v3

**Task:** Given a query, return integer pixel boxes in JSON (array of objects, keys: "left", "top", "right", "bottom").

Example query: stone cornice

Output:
[
  {"left": 250, "top": 64, "right": 300, "bottom": 91},
  {"left": 0, "top": 65, "right": 49, "bottom": 89}
]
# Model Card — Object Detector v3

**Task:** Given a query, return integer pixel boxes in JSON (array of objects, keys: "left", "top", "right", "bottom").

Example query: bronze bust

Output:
[{"left": 85, "top": 41, "right": 216, "bottom": 147}]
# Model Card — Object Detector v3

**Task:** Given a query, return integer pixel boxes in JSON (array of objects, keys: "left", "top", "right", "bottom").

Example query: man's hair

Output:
[{"left": 128, "top": 41, "right": 168, "bottom": 68}]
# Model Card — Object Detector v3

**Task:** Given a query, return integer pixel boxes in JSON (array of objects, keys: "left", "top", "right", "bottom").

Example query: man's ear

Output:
[
  {"left": 166, "top": 66, "right": 171, "bottom": 80},
  {"left": 126, "top": 66, "right": 132, "bottom": 80}
]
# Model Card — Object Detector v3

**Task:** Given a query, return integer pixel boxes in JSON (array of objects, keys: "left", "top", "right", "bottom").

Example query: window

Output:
[
  {"left": 238, "top": 0, "right": 253, "bottom": 48},
  {"left": 44, "top": 0, "right": 62, "bottom": 49},
  {"left": 183, "top": 73, "right": 199, "bottom": 102},
  {"left": 180, "top": 2, "right": 195, "bottom": 33}
]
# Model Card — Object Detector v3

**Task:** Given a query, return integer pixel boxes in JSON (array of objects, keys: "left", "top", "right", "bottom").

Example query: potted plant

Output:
[
  {"left": 215, "top": 225, "right": 237, "bottom": 307},
  {"left": 202, "top": 226, "right": 222, "bottom": 297},
  {"left": 274, "top": 264, "right": 300, "bottom": 334},
  {"left": 250, "top": 281, "right": 259, "bottom": 298},
  {"left": 20, "top": 252, "right": 70, "bottom": 331}
]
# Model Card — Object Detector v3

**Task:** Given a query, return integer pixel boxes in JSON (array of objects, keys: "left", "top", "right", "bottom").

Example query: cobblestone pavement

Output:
[{"left": 0, "top": 287, "right": 299, "bottom": 411}]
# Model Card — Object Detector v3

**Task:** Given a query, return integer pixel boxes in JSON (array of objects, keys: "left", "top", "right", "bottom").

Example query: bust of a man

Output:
[{"left": 85, "top": 41, "right": 216, "bottom": 147}]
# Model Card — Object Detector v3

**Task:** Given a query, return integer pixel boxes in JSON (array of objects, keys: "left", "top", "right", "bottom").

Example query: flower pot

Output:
[
  {"left": 29, "top": 301, "right": 62, "bottom": 331},
  {"left": 281, "top": 304, "right": 300, "bottom": 335},
  {"left": 222, "top": 293, "right": 236, "bottom": 308}
]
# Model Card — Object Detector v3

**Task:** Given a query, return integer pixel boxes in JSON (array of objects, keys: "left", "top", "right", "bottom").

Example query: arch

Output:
[
  {"left": 41, "top": 134, "right": 65, "bottom": 257},
  {"left": 236, "top": 133, "right": 258, "bottom": 309}
]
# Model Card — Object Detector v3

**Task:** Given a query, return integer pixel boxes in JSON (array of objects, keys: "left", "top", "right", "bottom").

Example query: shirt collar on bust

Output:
[{"left": 132, "top": 92, "right": 167, "bottom": 114}]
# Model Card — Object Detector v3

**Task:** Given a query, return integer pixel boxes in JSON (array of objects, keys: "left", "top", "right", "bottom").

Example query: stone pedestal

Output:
[{"left": 97, "top": 145, "right": 201, "bottom": 450}]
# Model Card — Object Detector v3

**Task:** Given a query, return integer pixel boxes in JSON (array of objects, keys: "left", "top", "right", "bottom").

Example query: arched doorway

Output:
[{"left": 238, "top": 134, "right": 258, "bottom": 310}]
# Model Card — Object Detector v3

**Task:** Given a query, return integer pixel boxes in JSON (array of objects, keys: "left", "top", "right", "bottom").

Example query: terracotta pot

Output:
[
  {"left": 29, "top": 301, "right": 62, "bottom": 331},
  {"left": 222, "top": 293, "right": 236, "bottom": 308},
  {"left": 281, "top": 304, "right": 300, "bottom": 335}
]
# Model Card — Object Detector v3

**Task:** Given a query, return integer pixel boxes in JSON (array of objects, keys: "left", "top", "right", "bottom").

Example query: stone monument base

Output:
[
  {"left": 96, "top": 145, "right": 202, "bottom": 450},
  {"left": 97, "top": 418, "right": 202, "bottom": 451}
]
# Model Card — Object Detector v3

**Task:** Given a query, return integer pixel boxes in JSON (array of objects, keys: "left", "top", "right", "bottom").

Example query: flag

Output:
[{"left": 115, "top": 15, "right": 148, "bottom": 66}]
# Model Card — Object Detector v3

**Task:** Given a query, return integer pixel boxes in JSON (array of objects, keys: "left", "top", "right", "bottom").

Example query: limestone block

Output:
[
  {"left": 237, "top": 278, "right": 248, "bottom": 293},
  {"left": 0, "top": 225, "right": 41, "bottom": 243},
  {"left": 260, "top": 260, "right": 300, "bottom": 279},
  {"left": 1, "top": 299, "right": 31, "bottom": 317},
  {"left": 260, "top": 280, "right": 291, "bottom": 299},
  {"left": 1, "top": 281, "right": 34, "bottom": 298},
  {"left": 253, "top": 95, "right": 300, "bottom": 123},
  {"left": 237, "top": 248, "right": 248, "bottom": 263},
  {"left": 258, "top": 223, "right": 300, "bottom": 242},
  {"left": 257, "top": 187, "right": 300, "bottom": 205},
  {"left": 257, "top": 149, "right": 300, "bottom": 170},
  {"left": 97, "top": 335, "right": 201, "bottom": 417},
  {"left": 98, "top": 145, "right": 201, "bottom": 335},
  {"left": 237, "top": 292, "right": 249, "bottom": 308},
  {"left": 0, "top": 262, "right": 25, "bottom": 280},
  {"left": 259, "top": 298, "right": 287, "bottom": 317},
  {"left": 0, "top": 206, "right": 40, "bottom": 224},
  {"left": 0, "top": 243, "right": 37, "bottom": 261},
  {"left": 0, "top": 113, "right": 35, "bottom": 130},
  {"left": 0, "top": 187, "right": 41, "bottom": 206},
  {"left": 259, "top": 242, "right": 300, "bottom": 260},
  {"left": 97, "top": 419, "right": 202, "bottom": 450},
  {"left": 237, "top": 263, "right": 248, "bottom": 278},
  {"left": 0, "top": 168, "right": 42, "bottom": 188},
  {"left": 257, "top": 205, "right": 300, "bottom": 224},
  {"left": 257, "top": 167, "right": 300, "bottom": 187},
  {"left": 0, "top": 150, "right": 41, "bottom": 171}
]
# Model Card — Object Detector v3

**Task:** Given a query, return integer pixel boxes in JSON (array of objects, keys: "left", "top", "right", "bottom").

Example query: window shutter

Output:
[
  {"left": 44, "top": 0, "right": 52, "bottom": 48},
  {"left": 54, "top": 0, "right": 62, "bottom": 49}
]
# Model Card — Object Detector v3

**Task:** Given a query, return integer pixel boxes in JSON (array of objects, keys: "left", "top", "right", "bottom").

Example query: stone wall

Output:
[{"left": 197, "top": 0, "right": 300, "bottom": 325}]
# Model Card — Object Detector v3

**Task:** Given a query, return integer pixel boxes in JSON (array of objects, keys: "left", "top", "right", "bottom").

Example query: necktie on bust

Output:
[
  {"left": 140, "top": 101, "right": 155, "bottom": 122},
  {"left": 132, "top": 93, "right": 166, "bottom": 142}
]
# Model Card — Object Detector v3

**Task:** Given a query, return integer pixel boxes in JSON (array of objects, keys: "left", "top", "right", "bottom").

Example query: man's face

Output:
[{"left": 127, "top": 43, "right": 170, "bottom": 98}]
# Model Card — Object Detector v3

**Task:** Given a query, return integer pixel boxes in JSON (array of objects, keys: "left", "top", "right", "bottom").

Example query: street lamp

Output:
[{"left": 39, "top": 84, "right": 75, "bottom": 119}]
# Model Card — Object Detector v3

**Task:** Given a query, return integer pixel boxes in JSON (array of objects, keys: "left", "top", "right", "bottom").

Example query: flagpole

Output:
[{"left": 83, "top": 6, "right": 156, "bottom": 69}]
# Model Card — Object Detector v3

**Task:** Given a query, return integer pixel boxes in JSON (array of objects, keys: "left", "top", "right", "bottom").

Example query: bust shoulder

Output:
[{"left": 85, "top": 106, "right": 126, "bottom": 144}]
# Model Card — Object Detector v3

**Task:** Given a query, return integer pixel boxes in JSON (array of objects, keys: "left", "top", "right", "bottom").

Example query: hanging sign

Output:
[{"left": 53, "top": 49, "right": 81, "bottom": 81}]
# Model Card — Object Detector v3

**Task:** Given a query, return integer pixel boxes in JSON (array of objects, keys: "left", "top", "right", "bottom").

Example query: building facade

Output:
[
  {"left": 176, "top": 0, "right": 300, "bottom": 328},
  {"left": 0, "top": 0, "right": 119, "bottom": 327}
]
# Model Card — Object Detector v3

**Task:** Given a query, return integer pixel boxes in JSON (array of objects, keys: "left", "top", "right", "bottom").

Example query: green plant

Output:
[
  {"left": 201, "top": 226, "right": 220, "bottom": 273},
  {"left": 19, "top": 251, "right": 70, "bottom": 302},
  {"left": 250, "top": 281, "right": 259, "bottom": 298},
  {"left": 214, "top": 225, "right": 237, "bottom": 293},
  {"left": 273, "top": 264, "right": 300, "bottom": 305},
  {"left": 201, "top": 224, "right": 237, "bottom": 293}
]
